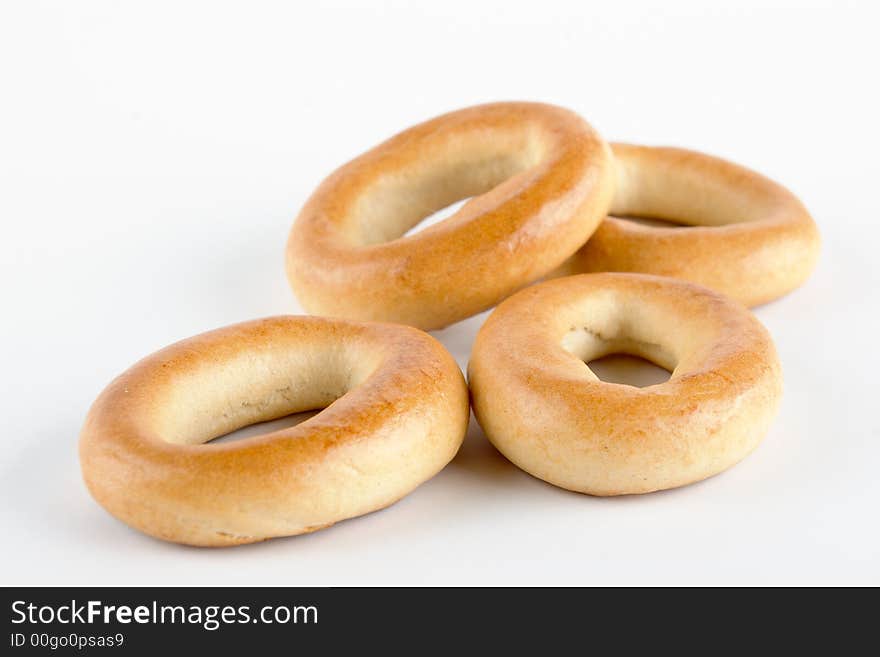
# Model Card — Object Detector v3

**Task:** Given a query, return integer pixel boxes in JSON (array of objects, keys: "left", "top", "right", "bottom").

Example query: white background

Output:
[{"left": 2, "top": 0, "right": 878, "bottom": 586}]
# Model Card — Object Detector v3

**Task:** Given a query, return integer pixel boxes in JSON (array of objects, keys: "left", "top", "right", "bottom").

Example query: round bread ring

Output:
[
  {"left": 468, "top": 273, "right": 783, "bottom": 495},
  {"left": 79, "top": 316, "right": 469, "bottom": 546},
  {"left": 555, "top": 144, "right": 820, "bottom": 306},
  {"left": 286, "top": 102, "right": 614, "bottom": 330}
]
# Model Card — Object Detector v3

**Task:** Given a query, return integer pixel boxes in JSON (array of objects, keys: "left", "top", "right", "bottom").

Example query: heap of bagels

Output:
[{"left": 80, "top": 102, "right": 820, "bottom": 546}]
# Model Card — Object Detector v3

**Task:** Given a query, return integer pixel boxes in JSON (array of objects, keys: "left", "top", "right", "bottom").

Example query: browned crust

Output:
[
  {"left": 468, "top": 273, "right": 783, "bottom": 495},
  {"left": 556, "top": 144, "right": 821, "bottom": 306},
  {"left": 79, "top": 316, "right": 469, "bottom": 546},
  {"left": 286, "top": 102, "right": 615, "bottom": 329}
]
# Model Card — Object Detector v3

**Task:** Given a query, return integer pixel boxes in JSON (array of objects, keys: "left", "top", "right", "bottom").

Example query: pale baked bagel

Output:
[
  {"left": 80, "top": 316, "right": 469, "bottom": 546},
  {"left": 468, "top": 273, "right": 783, "bottom": 495},
  {"left": 286, "top": 102, "right": 615, "bottom": 330},
  {"left": 555, "top": 144, "right": 820, "bottom": 306}
]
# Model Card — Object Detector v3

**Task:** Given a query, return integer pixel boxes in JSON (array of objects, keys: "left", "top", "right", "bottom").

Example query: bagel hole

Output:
[
  {"left": 613, "top": 215, "right": 687, "bottom": 229},
  {"left": 210, "top": 409, "right": 323, "bottom": 444},
  {"left": 355, "top": 133, "right": 544, "bottom": 245},
  {"left": 403, "top": 198, "right": 471, "bottom": 237},
  {"left": 586, "top": 354, "right": 671, "bottom": 388}
]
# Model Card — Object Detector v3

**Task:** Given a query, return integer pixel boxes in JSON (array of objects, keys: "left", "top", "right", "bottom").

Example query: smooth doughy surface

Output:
[
  {"left": 80, "top": 316, "right": 469, "bottom": 546},
  {"left": 468, "top": 273, "right": 783, "bottom": 495},
  {"left": 555, "top": 144, "right": 820, "bottom": 306},
  {"left": 286, "top": 102, "right": 614, "bottom": 330}
]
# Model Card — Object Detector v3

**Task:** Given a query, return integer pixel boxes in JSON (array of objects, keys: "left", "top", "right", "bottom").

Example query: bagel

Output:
[
  {"left": 468, "top": 273, "right": 783, "bottom": 495},
  {"left": 555, "top": 144, "right": 820, "bottom": 306},
  {"left": 286, "top": 102, "right": 615, "bottom": 330},
  {"left": 79, "top": 316, "right": 469, "bottom": 546}
]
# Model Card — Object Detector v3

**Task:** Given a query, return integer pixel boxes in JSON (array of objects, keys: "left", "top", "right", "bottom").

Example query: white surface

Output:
[{"left": 2, "top": 0, "right": 879, "bottom": 586}]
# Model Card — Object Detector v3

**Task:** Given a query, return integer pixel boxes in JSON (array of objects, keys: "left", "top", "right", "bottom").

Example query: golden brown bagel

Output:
[
  {"left": 468, "top": 273, "right": 783, "bottom": 495},
  {"left": 555, "top": 144, "right": 820, "bottom": 306},
  {"left": 286, "top": 102, "right": 615, "bottom": 330},
  {"left": 80, "top": 316, "right": 469, "bottom": 546}
]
